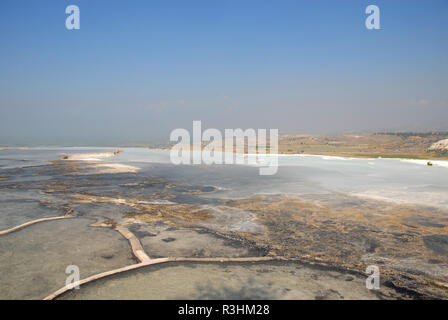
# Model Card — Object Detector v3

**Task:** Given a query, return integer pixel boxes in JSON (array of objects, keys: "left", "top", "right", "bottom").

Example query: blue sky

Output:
[{"left": 0, "top": 0, "right": 447, "bottom": 145}]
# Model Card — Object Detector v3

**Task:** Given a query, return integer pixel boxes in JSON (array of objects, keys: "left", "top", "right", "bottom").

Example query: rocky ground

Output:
[{"left": 1, "top": 157, "right": 447, "bottom": 299}]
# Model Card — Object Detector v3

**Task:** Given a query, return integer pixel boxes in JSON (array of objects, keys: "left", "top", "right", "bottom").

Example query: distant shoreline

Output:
[
  {"left": 2, "top": 132, "right": 448, "bottom": 161},
  {"left": 2, "top": 145, "right": 447, "bottom": 163}
]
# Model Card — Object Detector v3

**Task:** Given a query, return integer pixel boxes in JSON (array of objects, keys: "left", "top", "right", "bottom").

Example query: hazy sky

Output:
[{"left": 0, "top": 0, "right": 447, "bottom": 146}]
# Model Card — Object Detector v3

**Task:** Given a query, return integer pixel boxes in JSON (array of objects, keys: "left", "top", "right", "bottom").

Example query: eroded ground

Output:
[{"left": 0, "top": 152, "right": 447, "bottom": 299}]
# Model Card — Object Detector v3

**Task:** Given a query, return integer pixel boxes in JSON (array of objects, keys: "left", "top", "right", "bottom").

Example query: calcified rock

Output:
[
  {"left": 428, "top": 139, "right": 448, "bottom": 152},
  {"left": 60, "top": 150, "right": 124, "bottom": 161},
  {"left": 80, "top": 163, "right": 138, "bottom": 174}
]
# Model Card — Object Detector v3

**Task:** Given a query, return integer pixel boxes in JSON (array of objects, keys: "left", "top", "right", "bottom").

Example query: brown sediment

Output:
[
  {"left": 90, "top": 219, "right": 118, "bottom": 228},
  {"left": 0, "top": 208, "right": 73, "bottom": 236},
  {"left": 221, "top": 194, "right": 448, "bottom": 298},
  {"left": 71, "top": 193, "right": 211, "bottom": 225},
  {"left": 125, "top": 205, "right": 210, "bottom": 225},
  {"left": 0, "top": 177, "right": 8, "bottom": 181},
  {"left": 43, "top": 256, "right": 279, "bottom": 300},
  {"left": 46, "top": 160, "right": 86, "bottom": 177},
  {"left": 8, "top": 192, "right": 447, "bottom": 300},
  {"left": 66, "top": 192, "right": 448, "bottom": 297}
]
